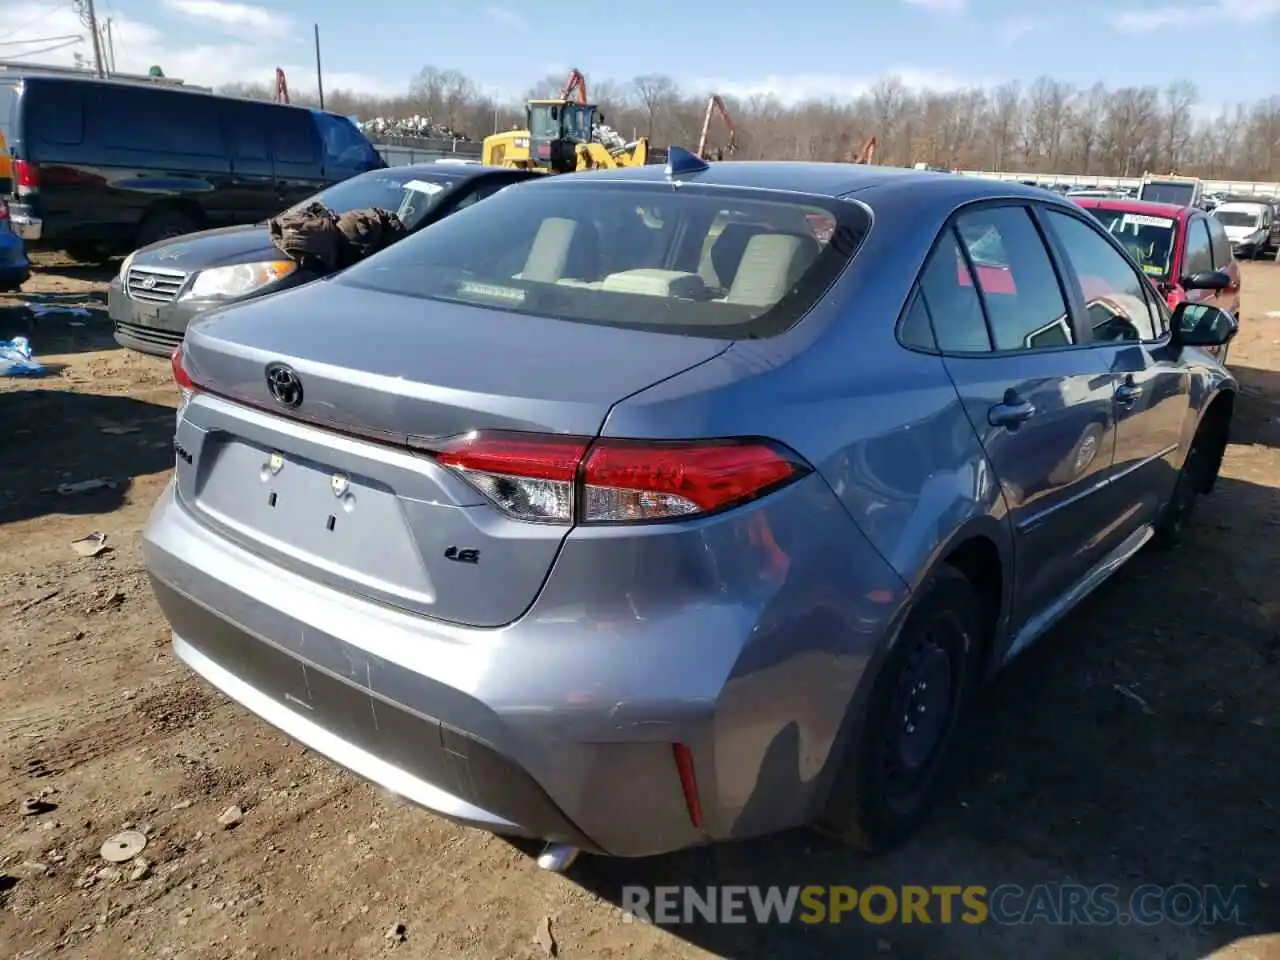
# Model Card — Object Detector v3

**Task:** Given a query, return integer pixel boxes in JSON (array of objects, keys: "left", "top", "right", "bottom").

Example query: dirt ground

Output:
[{"left": 0, "top": 257, "right": 1277, "bottom": 960}]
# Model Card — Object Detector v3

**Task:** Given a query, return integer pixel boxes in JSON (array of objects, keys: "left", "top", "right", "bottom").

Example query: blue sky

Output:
[{"left": 4, "top": 0, "right": 1277, "bottom": 110}]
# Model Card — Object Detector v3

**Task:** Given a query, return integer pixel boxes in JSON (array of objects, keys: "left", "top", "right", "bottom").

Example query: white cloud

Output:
[
  {"left": 483, "top": 6, "right": 526, "bottom": 27},
  {"left": 0, "top": 2, "right": 393, "bottom": 95},
  {"left": 162, "top": 0, "right": 289, "bottom": 36},
  {"left": 997, "top": 17, "right": 1040, "bottom": 43},
  {"left": 692, "top": 69, "right": 984, "bottom": 106},
  {"left": 901, "top": 0, "right": 968, "bottom": 11},
  {"left": 1111, "top": 0, "right": 1280, "bottom": 30}
]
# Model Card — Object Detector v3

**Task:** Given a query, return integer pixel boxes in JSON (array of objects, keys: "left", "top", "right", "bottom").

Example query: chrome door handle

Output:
[{"left": 1116, "top": 382, "right": 1144, "bottom": 404}]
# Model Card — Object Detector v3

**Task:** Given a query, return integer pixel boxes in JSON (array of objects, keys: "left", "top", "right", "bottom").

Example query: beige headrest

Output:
[{"left": 726, "top": 233, "right": 820, "bottom": 306}]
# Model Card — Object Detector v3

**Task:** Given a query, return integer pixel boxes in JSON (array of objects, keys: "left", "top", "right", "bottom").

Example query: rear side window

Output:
[
  {"left": 273, "top": 109, "right": 318, "bottom": 164},
  {"left": 29, "top": 88, "right": 84, "bottom": 146},
  {"left": 918, "top": 231, "right": 990, "bottom": 352},
  {"left": 1205, "top": 216, "right": 1233, "bottom": 268},
  {"left": 337, "top": 182, "right": 868, "bottom": 340},
  {"left": 101, "top": 88, "right": 223, "bottom": 157},
  {"left": 954, "top": 206, "right": 1071, "bottom": 351},
  {"left": 0, "top": 84, "right": 17, "bottom": 147},
  {"left": 227, "top": 106, "right": 269, "bottom": 161},
  {"left": 1183, "top": 218, "right": 1213, "bottom": 276}
]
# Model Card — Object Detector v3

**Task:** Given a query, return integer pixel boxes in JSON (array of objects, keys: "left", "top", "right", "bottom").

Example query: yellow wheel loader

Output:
[{"left": 481, "top": 69, "right": 659, "bottom": 174}]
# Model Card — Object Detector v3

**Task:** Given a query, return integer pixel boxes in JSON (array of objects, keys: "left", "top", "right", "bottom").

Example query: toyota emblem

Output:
[{"left": 265, "top": 363, "right": 303, "bottom": 407}]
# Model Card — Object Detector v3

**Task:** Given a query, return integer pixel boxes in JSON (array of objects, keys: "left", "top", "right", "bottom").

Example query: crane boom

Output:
[
  {"left": 696, "top": 94, "right": 737, "bottom": 161},
  {"left": 560, "top": 69, "right": 588, "bottom": 105}
]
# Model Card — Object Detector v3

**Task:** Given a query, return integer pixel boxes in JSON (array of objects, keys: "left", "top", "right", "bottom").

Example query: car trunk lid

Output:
[{"left": 174, "top": 279, "right": 729, "bottom": 627}]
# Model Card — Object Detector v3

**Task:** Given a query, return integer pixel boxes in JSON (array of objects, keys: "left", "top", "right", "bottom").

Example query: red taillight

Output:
[
  {"left": 14, "top": 161, "right": 38, "bottom": 190},
  {"left": 171, "top": 344, "right": 195, "bottom": 393},
  {"left": 420, "top": 431, "right": 808, "bottom": 524},
  {"left": 0, "top": 204, "right": 7, "bottom": 221},
  {"left": 672, "top": 743, "right": 704, "bottom": 830}
]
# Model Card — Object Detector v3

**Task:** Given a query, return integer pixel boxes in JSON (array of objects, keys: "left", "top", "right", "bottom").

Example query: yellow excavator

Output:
[{"left": 482, "top": 69, "right": 657, "bottom": 173}]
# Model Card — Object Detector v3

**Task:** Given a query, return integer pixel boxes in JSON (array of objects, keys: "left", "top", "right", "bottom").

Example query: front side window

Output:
[
  {"left": 954, "top": 206, "right": 1071, "bottom": 351},
  {"left": 1205, "top": 215, "right": 1234, "bottom": 267},
  {"left": 313, "top": 111, "right": 379, "bottom": 171},
  {"left": 1045, "top": 211, "right": 1162, "bottom": 343},
  {"left": 337, "top": 182, "right": 868, "bottom": 340},
  {"left": 1183, "top": 219, "right": 1213, "bottom": 277}
]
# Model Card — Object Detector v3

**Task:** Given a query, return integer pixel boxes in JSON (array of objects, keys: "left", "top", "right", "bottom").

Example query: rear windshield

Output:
[
  {"left": 1140, "top": 182, "right": 1195, "bottom": 206},
  {"left": 1087, "top": 208, "right": 1177, "bottom": 278},
  {"left": 1214, "top": 209, "right": 1261, "bottom": 228},
  {"left": 337, "top": 181, "right": 867, "bottom": 339}
]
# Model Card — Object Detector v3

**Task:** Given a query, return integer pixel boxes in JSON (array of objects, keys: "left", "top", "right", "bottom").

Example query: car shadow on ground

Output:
[
  {"left": 0, "top": 389, "right": 175, "bottom": 525},
  {"left": 547, "top": 474, "right": 1279, "bottom": 959},
  {"left": 0, "top": 294, "right": 117, "bottom": 357},
  {"left": 1230, "top": 364, "right": 1280, "bottom": 448}
]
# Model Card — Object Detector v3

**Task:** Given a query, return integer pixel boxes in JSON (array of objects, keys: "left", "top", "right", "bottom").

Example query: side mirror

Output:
[
  {"left": 1183, "top": 270, "right": 1231, "bottom": 291},
  {"left": 1170, "top": 302, "right": 1238, "bottom": 348}
]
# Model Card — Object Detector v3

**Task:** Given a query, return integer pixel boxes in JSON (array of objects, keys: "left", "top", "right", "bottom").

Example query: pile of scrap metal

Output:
[
  {"left": 268, "top": 202, "right": 406, "bottom": 273},
  {"left": 359, "top": 116, "right": 473, "bottom": 142}
]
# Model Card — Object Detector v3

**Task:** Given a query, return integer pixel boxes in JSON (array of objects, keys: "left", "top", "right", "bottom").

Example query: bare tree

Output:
[
  {"left": 223, "top": 64, "right": 1280, "bottom": 180},
  {"left": 1162, "top": 81, "right": 1198, "bottom": 173},
  {"left": 632, "top": 74, "right": 679, "bottom": 141}
]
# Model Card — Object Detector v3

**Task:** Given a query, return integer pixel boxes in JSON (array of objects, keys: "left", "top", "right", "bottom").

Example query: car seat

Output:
[
  {"left": 725, "top": 232, "right": 820, "bottom": 307},
  {"left": 699, "top": 222, "right": 773, "bottom": 292}
]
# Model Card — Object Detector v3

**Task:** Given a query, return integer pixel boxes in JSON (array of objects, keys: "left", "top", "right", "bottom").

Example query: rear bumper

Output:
[
  {"left": 143, "top": 471, "right": 906, "bottom": 857},
  {"left": 9, "top": 212, "right": 40, "bottom": 242}
]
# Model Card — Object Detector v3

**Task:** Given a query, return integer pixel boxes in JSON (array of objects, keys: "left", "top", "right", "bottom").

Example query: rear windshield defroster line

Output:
[{"left": 336, "top": 181, "right": 871, "bottom": 341}]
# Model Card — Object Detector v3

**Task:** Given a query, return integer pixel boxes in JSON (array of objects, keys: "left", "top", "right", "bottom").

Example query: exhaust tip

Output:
[{"left": 535, "top": 843, "right": 580, "bottom": 873}]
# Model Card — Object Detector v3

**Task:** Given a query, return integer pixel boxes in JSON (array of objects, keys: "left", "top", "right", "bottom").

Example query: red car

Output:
[{"left": 1071, "top": 198, "right": 1240, "bottom": 358}]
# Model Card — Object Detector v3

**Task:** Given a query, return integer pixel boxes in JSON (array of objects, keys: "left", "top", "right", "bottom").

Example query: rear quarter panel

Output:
[{"left": 603, "top": 188, "right": 1013, "bottom": 607}]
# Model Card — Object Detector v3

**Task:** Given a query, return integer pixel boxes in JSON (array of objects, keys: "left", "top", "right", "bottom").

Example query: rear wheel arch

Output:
[
  {"left": 813, "top": 522, "right": 1009, "bottom": 845},
  {"left": 1196, "top": 388, "right": 1234, "bottom": 495},
  {"left": 136, "top": 200, "right": 206, "bottom": 248}
]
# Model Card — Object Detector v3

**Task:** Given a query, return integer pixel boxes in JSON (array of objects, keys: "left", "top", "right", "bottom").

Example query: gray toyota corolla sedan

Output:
[{"left": 144, "top": 150, "right": 1238, "bottom": 869}]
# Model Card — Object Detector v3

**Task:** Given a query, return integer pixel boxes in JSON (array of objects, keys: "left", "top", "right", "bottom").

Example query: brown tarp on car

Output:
[{"left": 268, "top": 202, "right": 407, "bottom": 272}]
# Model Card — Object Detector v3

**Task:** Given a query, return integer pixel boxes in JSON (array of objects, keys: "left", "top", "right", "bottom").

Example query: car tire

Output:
[
  {"left": 136, "top": 208, "right": 200, "bottom": 248},
  {"left": 1152, "top": 414, "right": 1224, "bottom": 549},
  {"left": 62, "top": 244, "right": 114, "bottom": 266},
  {"left": 819, "top": 564, "right": 982, "bottom": 852}
]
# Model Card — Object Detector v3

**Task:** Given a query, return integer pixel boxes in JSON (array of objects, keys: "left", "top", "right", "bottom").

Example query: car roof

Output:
[
  {"left": 545, "top": 161, "right": 1054, "bottom": 203},
  {"left": 370, "top": 163, "right": 533, "bottom": 183},
  {"left": 1072, "top": 197, "right": 1194, "bottom": 222},
  {"left": 7, "top": 71, "right": 346, "bottom": 118}
]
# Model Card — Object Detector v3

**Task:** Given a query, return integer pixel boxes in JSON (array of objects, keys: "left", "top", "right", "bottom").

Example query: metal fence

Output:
[{"left": 375, "top": 140, "right": 483, "bottom": 167}]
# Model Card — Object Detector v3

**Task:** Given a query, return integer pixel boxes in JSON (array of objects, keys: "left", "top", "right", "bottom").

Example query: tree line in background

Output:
[{"left": 220, "top": 67, "right": 1280, "bottom": 182}]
